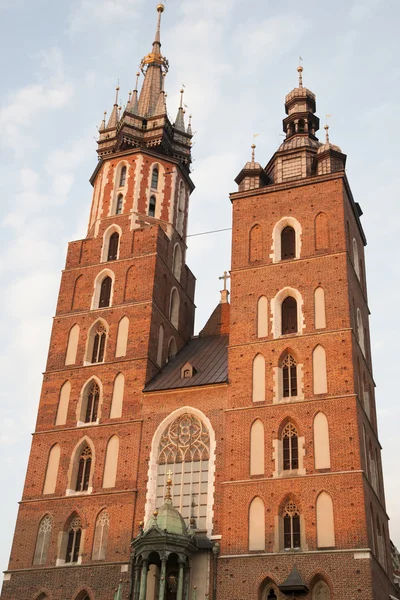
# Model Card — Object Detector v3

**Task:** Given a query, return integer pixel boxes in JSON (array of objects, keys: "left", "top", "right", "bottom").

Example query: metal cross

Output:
[{"left": 219, "top": 271, "right": 230, "bottom": 291}]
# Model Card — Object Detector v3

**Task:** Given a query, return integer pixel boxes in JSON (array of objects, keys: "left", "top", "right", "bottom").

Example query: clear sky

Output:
[{"left": 0, "top": 0, "right": 399, "bottom": 574}]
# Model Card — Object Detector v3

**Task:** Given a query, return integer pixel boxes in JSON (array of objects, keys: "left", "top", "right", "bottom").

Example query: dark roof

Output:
[{"left": 144, "top": 335, "right": 228, "bottom": 392}]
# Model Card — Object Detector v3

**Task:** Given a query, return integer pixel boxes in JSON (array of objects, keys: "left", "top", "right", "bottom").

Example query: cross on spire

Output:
[{"left": 219, "top": 271, "right": 231, "bottom": 304}]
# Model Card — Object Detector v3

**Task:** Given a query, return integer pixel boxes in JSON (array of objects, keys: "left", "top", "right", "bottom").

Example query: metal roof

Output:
[{"left": 144, "top": 335, "right": 228, "bottom": 392}]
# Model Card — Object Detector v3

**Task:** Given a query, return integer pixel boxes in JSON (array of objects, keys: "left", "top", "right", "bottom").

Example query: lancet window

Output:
[
  {"left": 119, "top": 166, "right": 127, "bottom": 187},
  {"left": 84, "top": 382, "right": 100, "bottom": 423},
  {"left": 149, "top": 196, "right": 156, "bottom": 217},
  {"left": 156, "top": 413, "right": 210, "bottom": 529},
  {"left": 33, "top": 515, "right": 52, "bottom": 565},
  {"left": 282, "top": 354, "right": 297, "bottom": 397},
  {"left": 283, "top": 501, "right": 301, "bottom": 549},
  {"left": 91, "top": 324, "right": 106, "bottom": 363},
  {"left": 282, "top": 296, "right": 298, "bottom": 334},
  {"left": 151, "top": 167, "right": 159, "bottom": 190},
  {"left": 66, "top": 516, "right": 82, "bottom": 563},
  {"left": 115, "top": 194, "right": 123, "bottom": 215},
  {"left": 282, "top": 423, "right": 299, "bottom": 470},
  {"left": 99, "top": 276, "right": 112, "bottom": 308},
  {"left": 75, "top": 445, "right": 92, "bottom": 492}
]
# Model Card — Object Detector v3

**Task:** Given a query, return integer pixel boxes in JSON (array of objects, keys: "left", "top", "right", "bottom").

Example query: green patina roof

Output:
[{"left": 145, "top": 498, "right": 187, "bottom": 536}]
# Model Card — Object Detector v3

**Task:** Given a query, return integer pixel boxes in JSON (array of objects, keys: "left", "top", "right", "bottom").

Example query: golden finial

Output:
[
  {"left": 297, "top": 65, "right": 303, "bottom": 88},
  {"left": 128, "top": 91, "right": 132, "bottom": 102},
  {"left": 251, "top": 143, "right": 256, "bottom": 162},
  {"left": 180, "top": 88, "right": 184, "bottom": 109},
  {"left": 135, "top": 72, "right": 140, "bottom": 90},
  {"left": 153, "top": 510, "right": 159, "bottom": 517},
  {"left": 114, "top": 85, "right": 120, "bottom": 105},
  {"left": 165, "top": 469, "right": 173, "bottom": 500},
  {"left": 157, "top": 3, "right": 165, "bottom": 13}
]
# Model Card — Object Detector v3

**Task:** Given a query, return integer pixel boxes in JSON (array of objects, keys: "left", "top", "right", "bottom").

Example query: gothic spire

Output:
[
  {"left": 137, "top": 3, "right": 169, "bottom": 118},
  {"left": 174, "top": 88, "right": 186, "bottom": 132},
  {"left": 106, "top": 86, "right": 120, "bottom": 129}
]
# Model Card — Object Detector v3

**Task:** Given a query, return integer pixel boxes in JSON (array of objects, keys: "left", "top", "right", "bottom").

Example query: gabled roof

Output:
[{"left": 144, "top": 335, "right": 228, "bottom": 392}]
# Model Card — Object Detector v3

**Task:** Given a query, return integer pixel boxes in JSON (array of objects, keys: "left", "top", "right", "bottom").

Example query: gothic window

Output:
[
  {"left": 312, "top": 581, "right": 330, "bottom": 600},
  {"left": 99, "top": 276, "right": 112, "bottom": 308},
  {"left": 168, "top": 337, "right": 177, "bottom": 359},
  {"left": 107, "top": 232, "right": 119, "bottom": 261},
  {"left": 33, "top": 515, "right": 52, "bottom": 565},
  {"left": 92, "top": 510, "right": 110, "bottom": 560},
  {"left": 173, "top": 244, "right": 182, "bottom": 280},
  {"left": 75, "top": 445, "right": 92, "bottom": 491},
  {"left": 119, "top": 166, "right": 127, "bottom": 187},
  {"left": 65, "top": 516, "right": 82, "bottom": 563},
  {"left": 267, "top": 591, "right": 278, "bottom": 600},
  {"left": 151, "top": 167, "right": 159, "bottom": 190},
  {"left": 357, "top": 309, "right": 365, "bottom": 354},
  {"left": 91, "top": 324, "right": 106, "bottom": 363},
  {"left": 55, "top": 380, "right": 71, "bottom": 426},
  {"left": 353, "top": 238, "right": 360, "bottom": 278},
  {"left": 149, "top": 195, "right": 156, "bottom": 217},
  {"left": 156, "top": 413, "right": 210, "bottom": 529},
  {"left": 282, "top": 423, "right": 299, "bottom": 470},
  {"left": 83, "top": 383, "right": 100, "bottom": 423},
  {"left": 170, "top": 288, "right": 180, "bottom": 329},
  {"left": 282, "top": 296, "right": 297, "bottom": 334},
  {"left": 282, "top": 355, "right": 297, "bottom": 398},
  {"left": 283, "top": 501, "right": 301, "bottom": 549},
  {"left": 281, "top": 226, "right": 295, "bottom": 260},
  {"left": 115, "top": 316, "right": 129, "bottom": 358},
  {"left": 115, "top": 194, "right": 123, "bottom": 215}
]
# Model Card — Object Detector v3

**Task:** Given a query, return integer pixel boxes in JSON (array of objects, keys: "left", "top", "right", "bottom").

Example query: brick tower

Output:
[{"left": 2, "top": 7, "right": 399, "bottom": 600}]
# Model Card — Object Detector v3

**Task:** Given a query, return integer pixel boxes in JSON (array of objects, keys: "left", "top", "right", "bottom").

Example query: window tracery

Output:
[
  {"left": 282, "top": 354, "right": 297, "bottom": 397},
  {"left": 84, "top": 383, "right": 100, "bottom": 423},
  {"left": 75, "top": 445, "right": 92, "bottom": 491},
  {"left": 91, "top": 324, "right": 106, "bottom": 364},
  {"left": 92, "top": 510, "right": 109, "bottom": 560},
  {"left": 282, "top": 423, "right": 299, "bottom": 470},
  {"left": 283, "top": 501, "right": 301, "bottom": 549},
  {"left": 33, "top": 515, "right": 52, "bottom": 565},
  {"left": 66, "top": 516, "right": 82, "bottom": 563}
]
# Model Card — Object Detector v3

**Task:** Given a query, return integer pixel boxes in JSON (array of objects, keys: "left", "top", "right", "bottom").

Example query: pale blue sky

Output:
[{"left": 0, "top": 0, "right": 399, "bottom": 573}]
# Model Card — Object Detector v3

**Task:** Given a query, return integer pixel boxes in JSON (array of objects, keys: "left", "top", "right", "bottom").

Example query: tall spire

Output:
[
  {"left": 137, "top": 3, "right": 169, "bottom": 118},
  {"left": 174, "top": 88, "right": 186, "bottom": 131},
  {"left": 106, "top": 86, "right": 120, "bottom": 129}
]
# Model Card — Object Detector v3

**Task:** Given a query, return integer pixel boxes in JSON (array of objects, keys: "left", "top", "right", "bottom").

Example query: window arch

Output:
[
  {"left": 92, "top": 270, "right": 115, "bottom": 309},
  {"left": 43, "top": 444, "right": 60, "bottom": 495},
  {"left": 79, "top": 380, "right": 101, "bottom": 424},
  {"left": 271, "top": 217, "right": 302, "bottom": 262},
  {"left": 282, "top": 423, "right": 298, "bottom": 470},
  {"left": 316, "top": 492, "right": 335, "bottom": 548},
  {"left": 250, "top": 420, "right": 264, "bottom": 476},
  {"left": 155, "top": 413, "right": 210, "bottom": 529},
  {"left": 75, "top": 445, "right": 92, "bottom": 492},
  {"left": 312, "top": 581, "right": 331, "bottom": 600},
  {"left": 249, "top": 497, "right": 265, "bottom": 551},
  {"left": 151, "top": 166, "right": 159, "bottom": 190},
  {"left": 252, "top": 354, "right": 265, "bottom": 402},
  {"left": 281, "top": 226, "right": 295, "bottom": 260},
  {"left": 283, "top": 501, "right": 301, "bottom": 549},
  {"left": 315, "top": 212, "right": 329, "bottom": 250},
  {"left": 173, "top": 244, "right": 182, "bottom": 280},
  {"left": 353, "top": 238, "right": 360, "bottom": 278},
  {"left": 85, "top": 319, "right": 108, "bottom": 365},
  {"left": 249, "top": 224, "right": 263, "bottom": 262},
  {"left": 92, "top": 510, "right": 110, "bottom": 561},
  {"left": 282, "top": 296, "right": 298, "bottom": 334},
  {"left": 107, "top": 232, "right": 119, "bottom": 261},
  {"left": 119, "top": 165, "right": 127, "bottom": 187},
  {"left": 148, "top": 195, "right": 156, "bottom": 217},
  {"left": 103, "top": 435, "right": 119, "bottom": 488},
  {"left": 55, "top": 380, "right": 71, "bottom": 426},
  {"left": 313, "top": 412, "right": 331, "bottom": 469},
  {"left": 357, "top": 308, "right": 365, "bottom": 354},
  {"left": 257, "top": 296, "right": 268, "bottom": 338},
  {"left": 313, "top": 345, "right": 328, "bottom": 394},
  {"left": 170, "top": 287, "right": 180, "bottom": 329},
  {"left": 115, "top": 194, "right": 123, "bottom": 215},
  {"left": 281, "top": 354, "right": 297, "bottom": 398},
  {"left": 168, "top": 337, "right": 177, "bottom": 360},
  {"left": 65, "top": 515, "right": 82, "bottom": 563},
  {"left": 65, "top": 324, "right": 80, "bottom": 365},
  {"left": 110, "top": 373, "right": 124, "bottom": 419},
  {"left": 33, "top": 515, "right": 52, "bottom": 565},
  {"left": 99, "top": 276, "right": 112, "bottom": 307}
]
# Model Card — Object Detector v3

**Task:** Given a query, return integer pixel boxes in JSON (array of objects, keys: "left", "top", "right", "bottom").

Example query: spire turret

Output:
[
  {"left": 316, "top": 121, "right": 347, "bottom": 175},
  {"left": 282, "top": 66, "right": 319, "bottom": 141},
  {"left": 137, "top": 3, "right": 169, "bottom": 118},
  {"left": 174, "top": 88, "right": 186, "bottom": 132},
  {"left": 106, "top": 86, "right": 120, "bottom": 129}
]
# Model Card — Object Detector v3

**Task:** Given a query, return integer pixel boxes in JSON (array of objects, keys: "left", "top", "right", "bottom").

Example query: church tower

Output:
[{"left": 2, "top": 7, "right": 398, "bottom": 600}]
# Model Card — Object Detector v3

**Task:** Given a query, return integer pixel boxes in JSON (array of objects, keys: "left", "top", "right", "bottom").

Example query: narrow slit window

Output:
[
  {"left": 119, "top": 166, "right": 127, "bottom": 187},
  {"left": 149, "top": 196, "right": 156, "bottom": 217},
  {"left": 107, "top": 232, "right": 119, "bottom": 261},
  {"left": 75, "top": 445, "right": 92, "bottom": 491},
  {"left": 99, "top": 276, "right": 112, "bottom": 308},
  {"left": 151, "top": 167, "right": 159, "bottom": 190},
  {"left": 282, "top": 423, "right": 299, "bottom": 470},
  {"left": 85, "top": 383, "right": 100, "bottom": 423},
  {"left": 281, "top": 226, "right": 295, "bottom": 260},
  {"left": 115, "top": 194, "right": 123, "bottom": 215},
  {"left": 65, "top": 516, "right": 82, "bottom": 563}
]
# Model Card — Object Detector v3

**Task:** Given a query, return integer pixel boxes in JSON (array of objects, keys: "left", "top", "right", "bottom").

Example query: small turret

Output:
[
  {"left": 235, "top": 144, "right": 269, "bottom": 192},
  {"left": 316, "top": 123, "right": 347, "bottom": 174}
]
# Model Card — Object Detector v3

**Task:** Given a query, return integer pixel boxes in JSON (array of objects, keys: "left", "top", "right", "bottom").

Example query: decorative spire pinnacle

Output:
[
  {"left": 99, "top": 110, "right": 107, "bottom": 132},
  {"left": 174, "top": 88, "right": 186, "bottom": 131},
  {"left": 251, "top": 143, "right": 256, "bottom": 163},
  {"left": 324, "top": 124, "right": 330, "bottom": 144},
  {"left": 154, "top": 4, "right": 164, "bottom": 45},
  {"left": 180, "top": 88, "right": 184, "bottom": 109},
  {"left": 106, "top": 86, "right": 120, "bottom": 129},
  {"left": 187, "top": 114, "right": 193, "bottom": 136},
  {"left": 297, "top": 65, "right": 303, "bottom": 88},
  {"left": 165, "top": 470, "right": 173, "bottom": 501}
]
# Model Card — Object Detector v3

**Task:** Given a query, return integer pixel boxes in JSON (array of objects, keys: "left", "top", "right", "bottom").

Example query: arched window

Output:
[
  {"left": 353, "top": 238, "right": 360, "bottom": 278},
  {"left": 43, "top": 444, "right": 61, "bottom": 494},
  {"left": 283, "top": 501, "right": 301, "bottom": 549},
  {"left": 252, "top": 354, "right": 265, "bottom": 402},
  {"left": 313, "top": 345, "right": 328, "bottom": 394},
  {"left": 312, "top": 581, "right": 331, "bottom": 600},
  {"left": 115, "top": 194, "right": 123, "bottom": 215},
  {"left": 151, "top": 167, "right": 159, "bottom": 190},
  {"left": 316, "top": 492, "right": 335, "bottom": 548},
  {"left": 92, "top": 510, "right": 110, "bottom": 561},
  {"left": 282, "top": 423, "right": 298, "bottom": 470},
  {"left": 119, "top": 166, "right": 127, "bottom": 187},
  {"left": 33, "top": 515, "right": 52, "bottom": 565},
  {"left": 170, "top": 288, "right": 180, "bottom": 329},
  {"left": 75, "top": 593, "right": 90, "bottom": 600},
  {"left": 149, "top": 195, "right": 156, "bottom": 217},
  {"left": 168, "top": 337, "right": 177, "bottom": 360},
  {"left": 82, "top": 382, "right": 100, "bottom": 423},
  {"left": 91, "top": 324, "right": 106, "bottom": 363},
  {"left": 298, "top": 119, "right": 305, "bottom": 133},
  {"left": 282, "top": 296, "right": 297, "bottom": 334},
  {"left": 281, "top": 226, "right": 295, "bottom": 260},
  {"left": 267, "top": 590, "right": 278, "bottom": 600},
  {"left": 103, "top": 435, "right": 119, "bottom": 488},
  {"left": 249, "top": 224, "right": 263, "bottom": 262},
  {"left": 156, "top": 413, "right": 210, "bottom": 528},
  {"left": 65, "top": 324, "right": 80, "bottom": 365},
  {"left": 75, "top": 445, "right": 92, "bottom": 492},
  {"left": 250, "top": 420, "right": 265, "bottom": 476},
  {"left": 248, "top": 497, "right": 265, "bottom": 551},
  {"left": 282, "top": 354, "right": 297, "bottom": 398},
  {"left": 99, "top": 276, "right": 112, "bottom": 308},
  {"left": 357, "top": 308, "right": 365, "bottom": 354},
  {"left": 313, "top": 413, "right": 331, "bottom": 469},
  {"left": 107, "top": 232, "right": 119, "bottom": 261},
  {"left": 257, "top": 296, "right": 268, "bottom": 338},
  {"left": 66, "top": 516, "right": 82, "bottom": 563}
]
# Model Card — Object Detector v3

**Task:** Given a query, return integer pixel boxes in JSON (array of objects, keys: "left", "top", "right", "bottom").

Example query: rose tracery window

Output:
[{"left": 156, "top": 413, "right": 210, "bottom": 529}]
